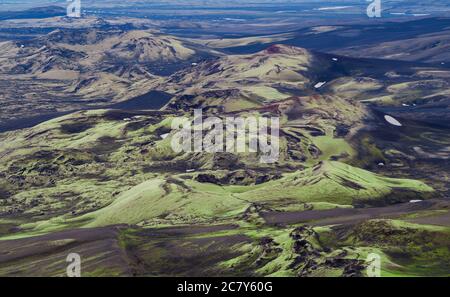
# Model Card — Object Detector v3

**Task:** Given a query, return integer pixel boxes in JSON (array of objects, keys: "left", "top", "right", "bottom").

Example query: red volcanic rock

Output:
[{"left": 263, "top": 44, "right": 309, "bottom": 56}]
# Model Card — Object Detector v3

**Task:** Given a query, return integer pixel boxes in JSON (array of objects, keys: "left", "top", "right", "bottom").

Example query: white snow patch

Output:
[
  {"left": 409, "top": 200, "right": 423, "bottom": 204},
  {"left": 314, "top": 82, "right": 327, "bottom": 89},
  {"left": 160, "top": 133, "right": 170, "bottom": 140},
  {"left": 384, "top": 115, "right": 402, "bottom": 127}
]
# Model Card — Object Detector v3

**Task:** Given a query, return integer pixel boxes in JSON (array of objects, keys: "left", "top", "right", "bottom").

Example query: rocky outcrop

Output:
[{"left": 196, "top": 170, "right": 282, "bottom": 186}]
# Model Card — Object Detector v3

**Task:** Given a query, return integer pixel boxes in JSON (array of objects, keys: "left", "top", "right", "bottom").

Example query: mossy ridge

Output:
[
  {"left": 338, "top": 219, "right": 450, "bottom": 276},
  {"left": 225, "top": 219, "right": 450, "bottom": 277},
  {"left": 3, "top": 160, "right": 431, "bottom": 239}
]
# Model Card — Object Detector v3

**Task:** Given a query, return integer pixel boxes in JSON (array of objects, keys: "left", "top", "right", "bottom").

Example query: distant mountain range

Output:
[{"left": 0, "top": 5, "right": 66, "bottom": 21}]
